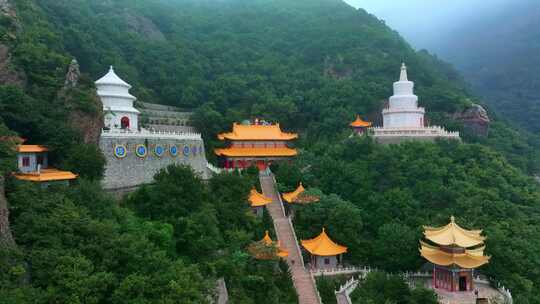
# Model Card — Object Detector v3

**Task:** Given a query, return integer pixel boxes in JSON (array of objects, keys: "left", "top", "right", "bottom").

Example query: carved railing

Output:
[
  {"left": 334, "top": 276, "right": 360, "bottom": 304},
  {"left": 370, "top": 126, "right": 460, "bottom": 138},
  {"left": 101, "top": 128, "right": 202, "bottom": 140},
  {"left": 311, "top": 266, "right": 373, "bottom": 277},
  {"left": 206, "top": 163, "right": 222, "bottom": 174}
]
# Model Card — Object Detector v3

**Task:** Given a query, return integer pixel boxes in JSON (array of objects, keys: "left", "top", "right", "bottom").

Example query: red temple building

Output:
[
  {"left": 215, "top": 122, "right": 298, "bottom": 171},
  {"left": 420, "top": 216, "right": 490, "bottom": 292}
]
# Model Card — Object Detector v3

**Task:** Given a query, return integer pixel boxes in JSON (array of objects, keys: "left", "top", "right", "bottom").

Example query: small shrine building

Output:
[
  {"left": 215, "top": 121, "right": 298, "bottom": 171},
  {"left": 301, "top": 228, "right": 347, "bottom": 269},
  {"left": 248, "top": 187, "right": 272, "bottom": 217},
  {"left": 420, "top": 216, "right": 490, "bottom": 292},
  {"left": 14, "top": 145, "right": 78, "bottom": 187},
  {"left": 248, "top": 231, "right": 289, "bottom": 260},
  {"left": 350, "top": 115, "right": 372, "bottom": 135}
]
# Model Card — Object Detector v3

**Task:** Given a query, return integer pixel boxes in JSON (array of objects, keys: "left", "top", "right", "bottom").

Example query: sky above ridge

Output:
[{"left": 343, "top": 0, "right": 512, "bottom": 52}]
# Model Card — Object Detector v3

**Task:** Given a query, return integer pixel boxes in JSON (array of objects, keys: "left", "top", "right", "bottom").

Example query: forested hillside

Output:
[
  {"left": 1, "top": 0, "right": 538, "bottom": 172},
  {"left": 436, "top": 0, "right": 540, "bottom": 133},
  {"left": 1, "top": 0, "right": 540, "bottom": 303}
]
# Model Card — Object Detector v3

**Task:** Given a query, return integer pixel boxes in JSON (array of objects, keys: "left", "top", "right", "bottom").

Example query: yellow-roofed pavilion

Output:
[
  {"left": 282, "top": 183, "right": 320, "bottom": 204},
  {"left": 215, "top": 121, "right": 298, "bottom": 171},
  {"left": 420, "top": 216, "right": 490, "bottom": 292},
  {"left": 248, "top": 187, "right": 272, "bottom": 217},
  {"left": 301, "top": 228, "right": 347, "bottom": 269},
  {"left": 350, "top": 115, "right": 372, "bottom": 135},
  {"left": 282, "top": 183, "right": 305, "bottom": 203},
  {"left": 248, "top": 231, "right": 289, "bottom": 260}
]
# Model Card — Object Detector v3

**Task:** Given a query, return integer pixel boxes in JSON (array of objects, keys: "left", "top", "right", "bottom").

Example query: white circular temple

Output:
[{"left": 95, "top": 66, "right": 140, "bottom": 130}]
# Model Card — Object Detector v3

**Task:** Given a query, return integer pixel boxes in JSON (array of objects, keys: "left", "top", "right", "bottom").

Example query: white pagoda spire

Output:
[
  {"left": 382, "top": 63, "right": 425, "bottom": 128},
  {"left": 399, "top": 62, "right": 408, "bottom": 81}
]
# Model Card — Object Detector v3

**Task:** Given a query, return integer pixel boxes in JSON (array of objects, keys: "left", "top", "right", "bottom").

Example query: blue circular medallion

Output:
[
  {"left": 183, "top": 145, "right": 190, "bottom": 157},
  {"left": 170, "top": 145, "right": 178, "bottom": 157},
  {"left": 155, "top": 145, "right": 165, "bottom": 157},
  {"left": 135, "top": 145, "right": 147, "bottom": 158},
  {"left": 114, "top": 145, "right": 127, "bottom": 158},
  {"left": 192, "top": 146, "right": 197, "bottom": 156}
]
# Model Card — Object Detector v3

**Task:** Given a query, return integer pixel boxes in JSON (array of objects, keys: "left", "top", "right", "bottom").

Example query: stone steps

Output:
[{"left": 260, "top": 174, "right": 321, "bottom": 304}]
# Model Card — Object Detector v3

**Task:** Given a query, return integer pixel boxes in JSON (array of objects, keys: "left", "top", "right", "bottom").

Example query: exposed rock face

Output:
[
  {"left": 457, "top": 104, "right": 490, "bottom": 137},
  {"left": 323, "top": 55, "right": 353, "bottom": 80},
  {"left": 124, "top": 13, "right": 166, "bottom": 42},
  {"left": 64, "top": 59, "right": 80, "bottom": 88},
  {"left": 68, "top": 106, "right": 104, "bottom": 145},
  {"left": 0, "top": 176, "right": 14, "bottom": 247},
  {"left": 59, "top": 59, "right": 103, "bottom": 144},
  {"left": 0, "top": 45, "right": 25, "bottom": 87},
  {"left": 0, "top": 0, "right": 16, "bottom": 18}
]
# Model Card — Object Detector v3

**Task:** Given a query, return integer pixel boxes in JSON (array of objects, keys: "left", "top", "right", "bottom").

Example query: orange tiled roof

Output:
[
  {"left": 248, "top": 188, "right": 273, "bottom": 207},
  {"left": 282, "top": 183, "right": 305, "bottom": 203},
  {"left": 215, "top": 147, "right": 297, "bottom": 157},
  {"left": 350, "top": 115, "right": 372, "bottom": 128},
  {"left": 301, "top": 228, "right": 347, "bottom": 256},
  {"left": 14, "top": 168, "right": 78, "bottom": 182},
  {"left": 420, "top": 241, "right": 490, "bottom": 269},
  {"left": 250, "top": 231, "right": 289, "bottom": 259},
  {"left": 17, "top": 145, "right": 49, "bottom": 153},
  {"left": 218, "top": 123, "right": 298, "bottom": 141}
]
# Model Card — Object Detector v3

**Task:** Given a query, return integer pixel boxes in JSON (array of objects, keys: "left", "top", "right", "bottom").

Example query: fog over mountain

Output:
[
  {"left": 344, "top": 0, "right": 513, "bottom": 52},
  {"left": 345, "top": 0, "right": 540, "bottom": 133}
]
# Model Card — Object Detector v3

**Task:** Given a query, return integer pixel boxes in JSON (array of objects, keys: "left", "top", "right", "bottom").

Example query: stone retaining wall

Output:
[{"left": 100, "top": 135, "right": 209, "bottom": 190}]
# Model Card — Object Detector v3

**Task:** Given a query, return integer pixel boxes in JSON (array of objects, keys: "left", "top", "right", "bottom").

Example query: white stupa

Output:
[
  {"left": 372, "top": 63, "right": 459, "bottom": 144},
  {"left": 95, "top": 66, "right": 140, "bottom": 130}
]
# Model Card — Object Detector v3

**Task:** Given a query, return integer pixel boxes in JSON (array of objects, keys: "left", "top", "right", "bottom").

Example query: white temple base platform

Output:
[{"left": 371, "top": 126, "right": 460, "bottom": 145}]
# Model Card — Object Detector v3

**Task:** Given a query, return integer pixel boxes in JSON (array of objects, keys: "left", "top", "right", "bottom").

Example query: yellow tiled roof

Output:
[
  {"left": 350, "top": 115, "right": 372, "bottom": 128},
  {"left": 214, "top": 147, "right": 298, "bottom": 157},
  {"left": 420, "top": 241, "right": 490, "bottom": 269},
  {"left": 17, "top": 145, "right": 49, "bottom": 153},
  {"left": 14, "top": 168, "right": 78, "bottom": 182},
  {"left": 301, "top": 228, "right": 347, "bottom": 256},
  {"left": 218, "top": 123, "right": 298, "bottom": 141},
  {"left": 423, "top": 216, "right": 485, "bottom": 248},
  {"left": 250, "top": 231, "right": 289, "bottom": 259},
  {"left": 248, "top": 188, "right": 273, "bottom": 207},
  {"left": 282, "top": 183, "right": 305, "bottom": 203}
]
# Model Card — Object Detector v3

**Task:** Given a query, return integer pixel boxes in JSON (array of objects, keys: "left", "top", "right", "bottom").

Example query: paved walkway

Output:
[
  {"left": 410, "top": 278, "right": 508, "bottom": 304},
  {"left": 336, "top": 293, "right": 350, "bottom": 304},
  {"left": 260, "top": 173, "right": 321, "bottom": 304}
]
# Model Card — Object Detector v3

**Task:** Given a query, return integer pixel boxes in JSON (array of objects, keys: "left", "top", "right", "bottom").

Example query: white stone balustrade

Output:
[
  {"left": 101, "top": 128, "right": 202, "bottom": 140},
  {"left": 311, "top": 266, "right": 373, "bottom": 277},
  {"left": 371, "top": 126, "right": 460, "bottom": 138},
  {"left": 206, "top": 163, "right": 222, "bottom": 174}
]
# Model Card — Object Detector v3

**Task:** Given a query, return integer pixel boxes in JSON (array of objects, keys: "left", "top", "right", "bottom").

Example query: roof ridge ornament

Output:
[{"left": 400, "top": 62, "right": 408, "bottom": 81}]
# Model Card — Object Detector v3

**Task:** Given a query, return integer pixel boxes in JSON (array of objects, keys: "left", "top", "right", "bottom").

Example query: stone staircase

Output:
[{"left": 260, "top": 172, "right": 321, "bottom": 304}]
